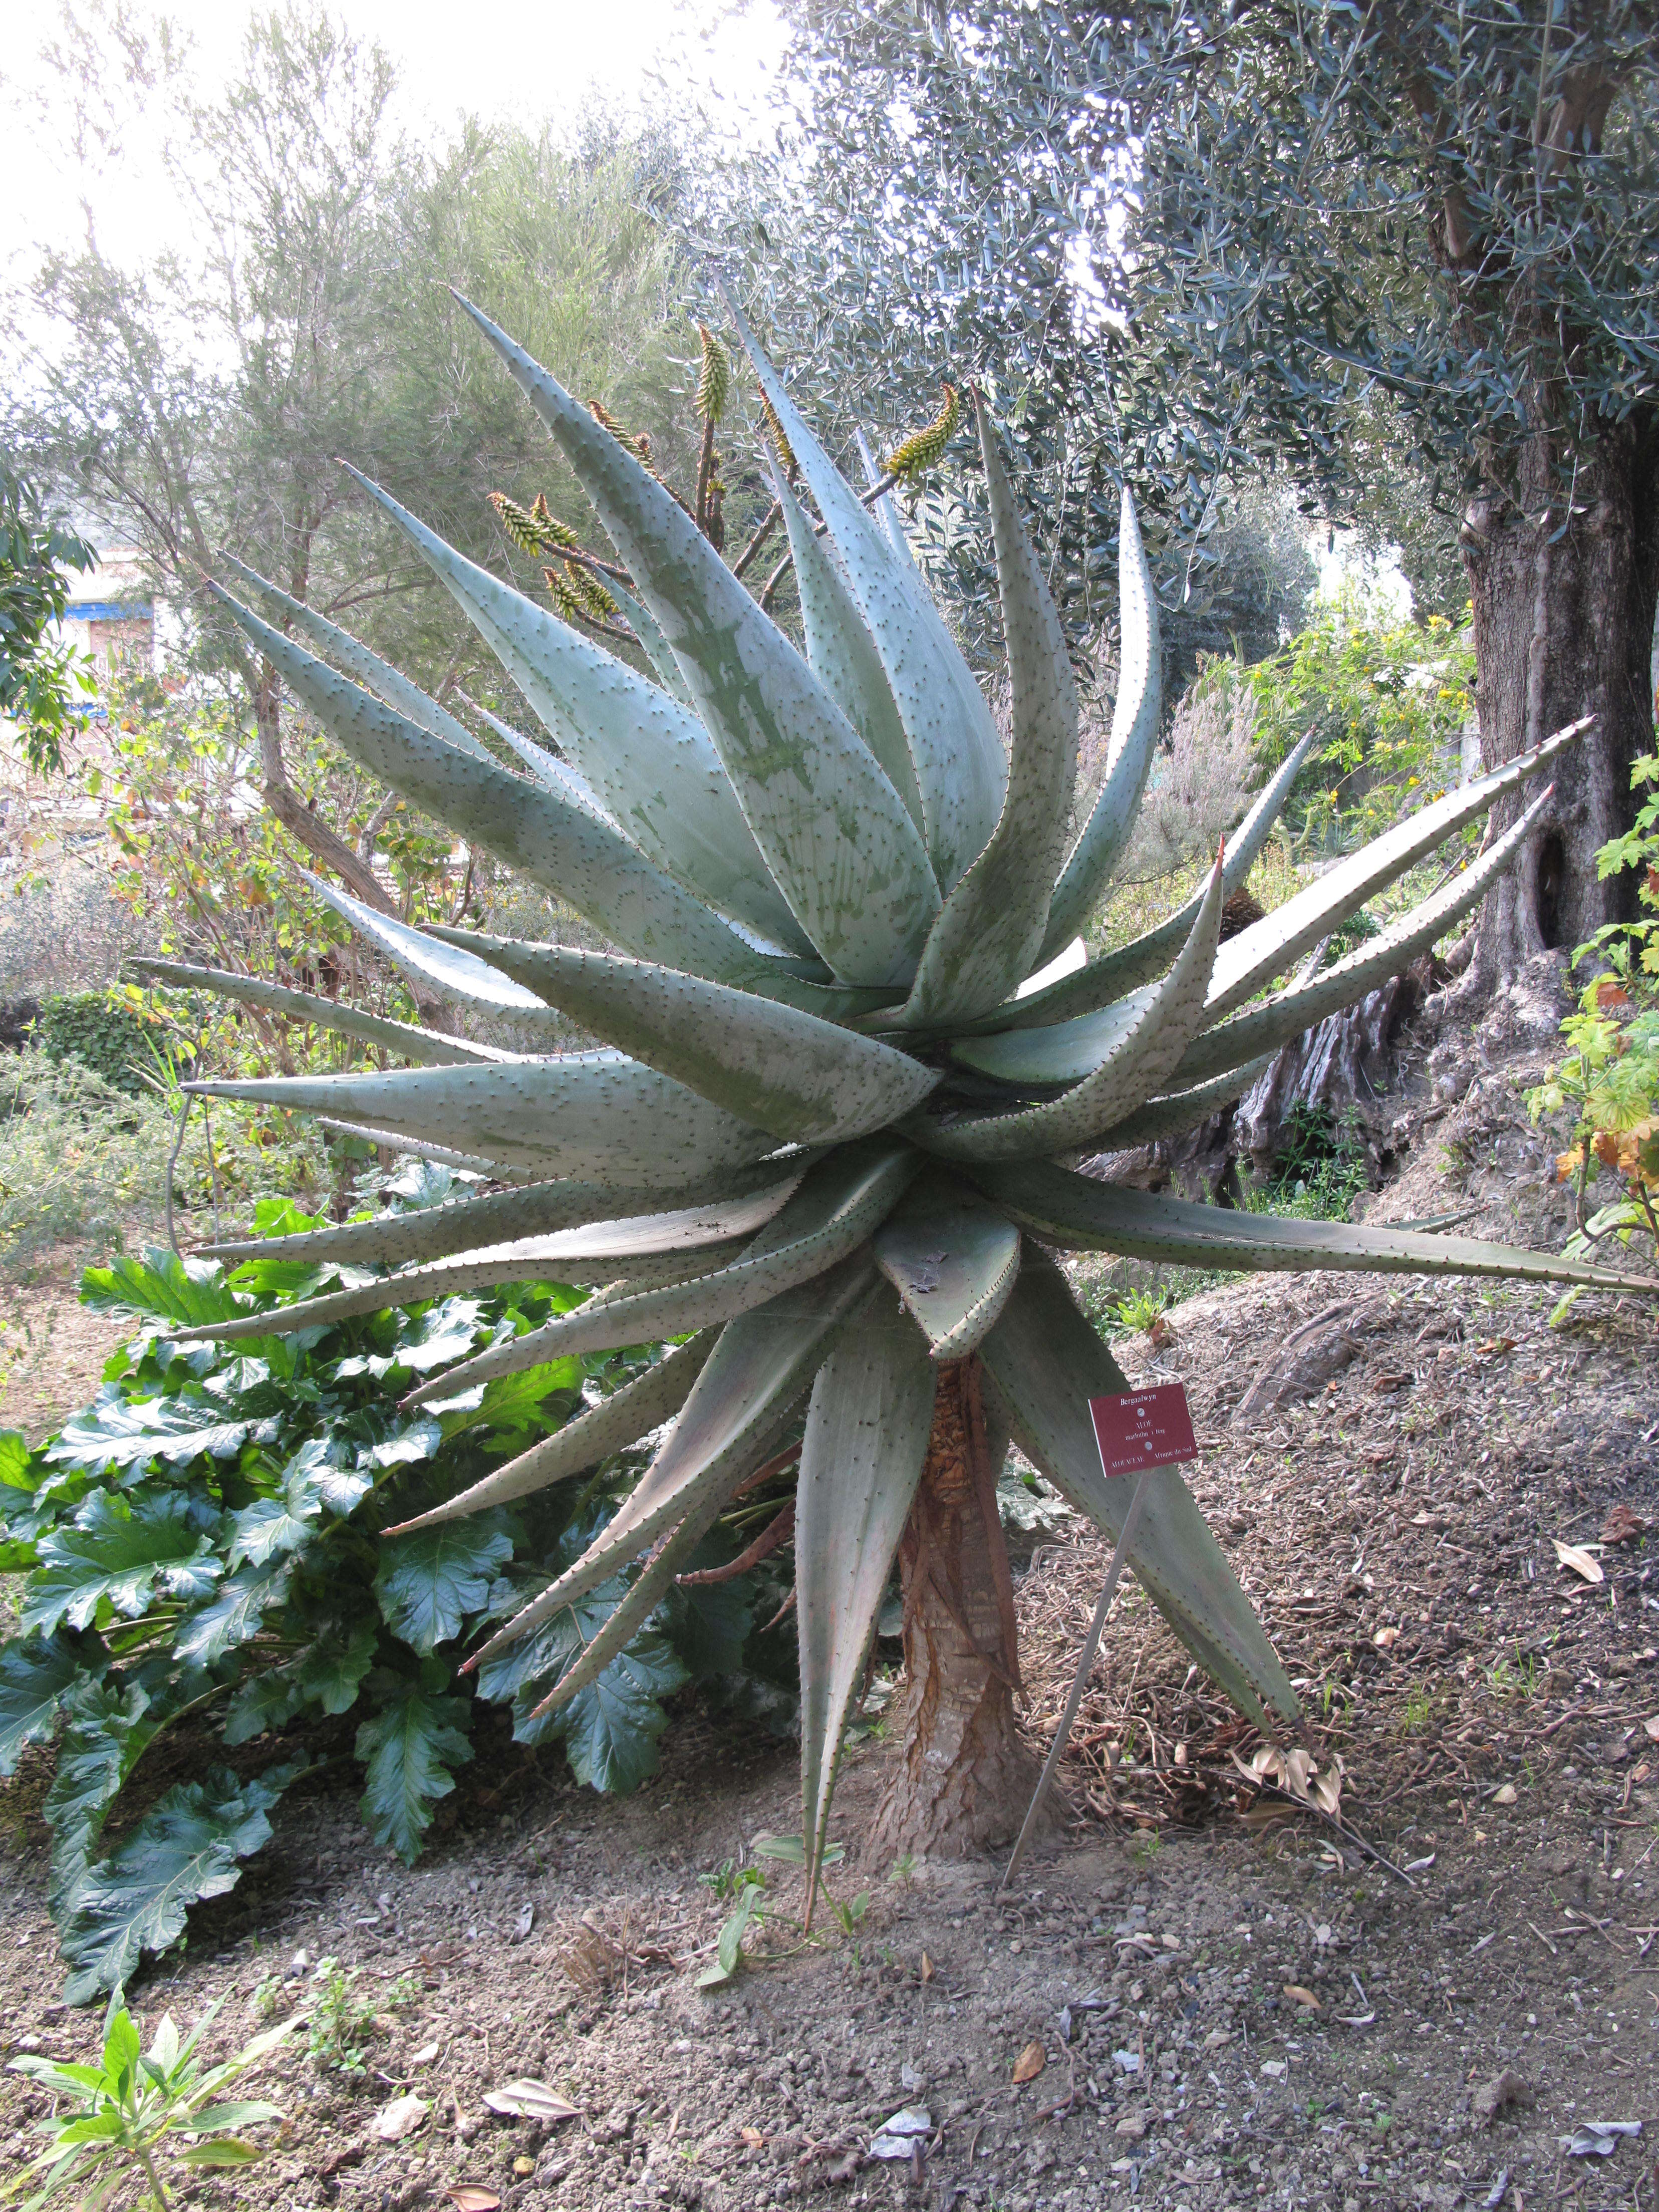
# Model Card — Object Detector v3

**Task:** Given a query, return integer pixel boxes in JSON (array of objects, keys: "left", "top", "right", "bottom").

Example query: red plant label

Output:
[{"left": 1087, "top": 1383, "right": 1199, "bottom": 1477}]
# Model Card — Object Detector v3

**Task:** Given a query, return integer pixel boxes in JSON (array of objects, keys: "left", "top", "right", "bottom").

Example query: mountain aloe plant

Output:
[{"left": 165, "top": 292, "right": 1648, "bottom": 1902}]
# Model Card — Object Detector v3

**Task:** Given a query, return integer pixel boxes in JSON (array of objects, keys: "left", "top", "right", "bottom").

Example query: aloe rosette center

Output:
[{"left": 165, "top": 295, "right": 1650, "bottom": 1896}]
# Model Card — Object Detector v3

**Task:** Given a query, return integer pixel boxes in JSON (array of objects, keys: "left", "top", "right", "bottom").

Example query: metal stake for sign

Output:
[{"left": 1001, "top": 1461, "right": 1158, "bottom": 1892}]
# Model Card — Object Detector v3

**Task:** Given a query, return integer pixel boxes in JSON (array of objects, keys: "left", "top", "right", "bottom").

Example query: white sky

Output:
[{"left": 6, "top": 0, "right": 786, "bottom": 271}]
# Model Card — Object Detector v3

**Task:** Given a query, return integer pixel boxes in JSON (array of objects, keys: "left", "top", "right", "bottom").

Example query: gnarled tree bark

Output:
[{"left": 868, "top": 1355, "right": 1044, "bottom": 1861}]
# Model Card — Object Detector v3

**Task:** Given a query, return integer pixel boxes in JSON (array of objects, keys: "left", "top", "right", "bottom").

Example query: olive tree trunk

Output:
[
  {"left": 868, "top": 1355, "right": 1045, "bottom": 1861},
  {"left": 1461, "top": 413, "right": 1659, "bottom": 988}
]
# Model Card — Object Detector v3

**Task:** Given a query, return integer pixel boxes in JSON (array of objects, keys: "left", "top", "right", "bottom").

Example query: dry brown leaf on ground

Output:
[
  {"left": 371, "top": 2094, "right": 428, "bottom": 2142},
  {"left": 445, "top": 2190, "right": 501, "bottom": 2211},
  {"left": 1283, "top": 1985, "right": 1321, "bottom": 2010},
  {"left": 1012, "top": 2042, "right": 1046, "bottom": 2084},
  {"left": 482, "top": 2081, "right": 581, "bottom": 2123},
  {"left": 1600, "top": 1504, "right": 1647, "bottom": 1546},
  {"left": 1552, "top": 1538, "right": 1605, "bottom": 1585}
]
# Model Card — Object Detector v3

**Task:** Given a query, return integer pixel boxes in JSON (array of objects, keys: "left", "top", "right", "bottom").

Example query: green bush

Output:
[
  {"left": 32, "top": 992, "right": 161, "bottom": 1097},
  {"left": 0, "top": 1179, "right": 797, "bottom": 2005}
]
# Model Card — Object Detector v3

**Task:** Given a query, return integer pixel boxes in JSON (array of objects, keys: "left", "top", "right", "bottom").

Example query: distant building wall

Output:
[{"left": 59, "top": 546, "right": 155, "bottom": 674}]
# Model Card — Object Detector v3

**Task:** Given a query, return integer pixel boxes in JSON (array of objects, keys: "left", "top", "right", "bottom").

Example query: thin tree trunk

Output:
[
  {"left": 868, "top": 1356, "right": 1045, "bottom": 1861},
  {"left": 1461, "top": 412, "right": 1659, "bottom": 989}
]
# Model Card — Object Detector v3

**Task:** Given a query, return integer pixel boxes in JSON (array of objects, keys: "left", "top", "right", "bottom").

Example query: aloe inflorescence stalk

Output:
[{"left": 170, "top": 293, "right": 1648, "bottom": 1910}]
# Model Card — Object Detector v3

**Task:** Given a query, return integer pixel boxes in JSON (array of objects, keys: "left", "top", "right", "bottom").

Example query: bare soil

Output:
[{"left": 3, "top": 1020, "right": 1657, "bottom": 2212}]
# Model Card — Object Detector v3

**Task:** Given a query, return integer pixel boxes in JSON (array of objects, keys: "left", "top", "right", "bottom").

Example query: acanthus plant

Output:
[{"left": 115, "top": 290, "right": 1649, "bottom": 1909}]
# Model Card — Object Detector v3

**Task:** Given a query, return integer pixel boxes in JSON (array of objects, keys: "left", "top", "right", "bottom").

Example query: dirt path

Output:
[{"left": 2, "top": 1037, "right": 1656, "bottom": 2211}]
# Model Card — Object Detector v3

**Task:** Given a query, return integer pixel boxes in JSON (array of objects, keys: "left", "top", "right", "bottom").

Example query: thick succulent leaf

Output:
[
  {"left": 311, "top": 1119, "right": 543, "bottom": 1183},
  {"left": 873, "top": 1181, "right": 1022, "bottom": 1358},
  {"left": 1206, "top": 717, "right": 1592, "bottom": 1020},
  {"left": 979, "top": 730, "right": 1320, "bottom": 1036},
  {"left": 979, "top": 1249, "right": 1297, "bottom": 1726},
  {"left": 520, "top": 1497, "right": 717, "bottom": 1723},
  {"left": 973, "top": 1157, "right": 1659, "bottom": 1291},
  {"left": 609, "top": 579, "right": 697, "bottom": 708},
  {"left": 723, "top": 291, "right": 1005, "bottom": 893},
  {"left": 206, "top": 581, "right": 761, "bottom": 984},
  {"left": 769, "top": 457, "right": 924, "bottom": 828},
  {"left": 455, "top": 295, "right": 941, "bottom": 985},
  {"left": 411, "top": 934, "right": 938, "bottom": 1144},
  {"left": 1087, "top": 1056, "right": 1275, "bottom": 1152},
  {"left": 857, "top": 426, "right": 922, "bottom": 572},
  {"left": 355, "top": 1679, "right": 472, "bottom": 1864},
  {"left": 894, "top": 396, "right": 1078, "bottom": 1028},
  {"left": 301, "top": 876, "right": 551, "bottom": 1016},
  {"left": 438, "top": 923, "right": 902, "bottom": 1027},
  {"left": 130, "top": 956, "right": 507, "bottom": 1067},
  {"left": 200, "top": 1160, "right": 810, "bottom": 1268},
  {"left": 216, "top": 551, "right": 489, "bottom": 760},
  {"left": 456, "top": 690, "right": 614, "bottom": 822},
  {"left": 387, "top": 1333, "right": 715, "bottom": 1534},
  {"left": 345, "top": 467, "right": 813, "bottom": 956},
  {"left": 468, "top": 1252, "right": 880, "bottom": 1659},
  {"left": 1170, "top": 788, "right": 1554, "bottom": 1089},
  {"left": 402, "top": 1142, "right": 918, "bottom": 1407},
  {"left": 795, "top": 1286, "right": 936, "bottom": 1911},
  {"left": 915, "top": 851, "right": 1225, "bottom": 1161},
  {"left": 58, "top": 1768, "right": 284, "bottom": 2006},
  {"left": 1039, "top": 491, "right": 1162, "bottom": 958},
  {"left": 188, "top": 1055, "right": 779, "bottom": 1185}
]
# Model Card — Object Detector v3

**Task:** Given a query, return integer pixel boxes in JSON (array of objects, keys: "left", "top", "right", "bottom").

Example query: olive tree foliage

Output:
[
  {"left": 0, "top": 456, "right": 97, "bottom": 773},
  {"left": 3, "top": 5, "right": 697, "bottom": 907},
  {"left": 733, "top": 1, "right": 1659, "bottom": 971}
]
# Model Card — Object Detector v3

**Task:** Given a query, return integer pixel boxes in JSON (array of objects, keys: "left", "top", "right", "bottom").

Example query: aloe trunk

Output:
[{"left": 178, "top": 289, "right": 1655, "bottom": 1905}]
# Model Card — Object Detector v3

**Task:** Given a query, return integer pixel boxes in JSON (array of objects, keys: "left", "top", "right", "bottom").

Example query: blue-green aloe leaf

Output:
[
  {"left": 129, "top": 956, "right": 504, "bottom": 1067},
  {"left": 723, "top": 290, "right": 1005, "bottom": 894},
  {"left": 973, "top": 1158, "right": 1659, "bottom": 1291},
  {"left": 344, "top": 466, "right": 814, "bottom": 957},
  {"left": 453, "top": 295, "right": 941, "bottom": 986},
  {"left": 467, "top": 1251, "right": 879, "bottom": 1658},
  {"left": 1038, "top": 490, "right": 1162, "bottom": 959},
  {"left": 916, "top": 850, "right": 1226, "bottom": 1161},
  {"left": 187, "top": 1053, "right": 780, "bottom": 1186},
  {"left": 455, "top": 688, "right": 614, "bottom": 822},
  {"left": 873, "top": 1182, "right": 1022, "bottom": 1359},
  {"left": 388, "top": 1332, "right": 717, "bottom": 1535},
  {"left": 979, "top": 1248, "right": 1298, "bottom": 1728},
  {"left": 216, "top": 551, "right": 490, "bottom": 760},
  {"left": 410, "top": 934, "right": 939, "bottom": 1144},
  {"left": 796, "top": 1287, "right": 935, "bottom": 1915},
  {"left": 894, "top": 393, "right": 1077, "bottom": 1028},
  {"left": 402, "top": 1142, "right": 916, "bottom": 1407},
  {"left": 205, "top": 580, "right": 763, "bottom": 985}
]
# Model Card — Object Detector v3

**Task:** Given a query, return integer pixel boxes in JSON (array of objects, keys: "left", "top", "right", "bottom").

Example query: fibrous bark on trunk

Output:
[
  {"left": 868, "top": 1355, "right": 1044, "bottom": 1862},
  {"left": 1462, "top": 416, "right": 1659, "bottom": 989}
]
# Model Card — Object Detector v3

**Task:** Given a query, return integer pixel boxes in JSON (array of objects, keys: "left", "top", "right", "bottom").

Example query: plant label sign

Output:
[{"left": 1088, "top": 1383, "right": 1198, "bottom": 1479}]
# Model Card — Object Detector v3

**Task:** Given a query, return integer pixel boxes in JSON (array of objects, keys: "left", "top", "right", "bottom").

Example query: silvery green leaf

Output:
[
  {"left": 454, "top": 295, "right": 940, "bottom": 985},
  {"left": 873, "top": 1181, "right": 1022, "bottom": 1358},
  {"left": 722, "top": 290, "right": 1004, "bottom": 893},
  {"left": 1039, "top": 490, "right": 1161, "bottom": 958},
  {"left": 796, "top": 1287, "right": 935, "bottom": 1913},
  {"left": 456, "top": 689, "right": 614, "bottom": 822},
  {"left": 769, "top": 457, "right": 924, "bottom": 828},
  {"left": 206, "top": 580, "right": 762, "bottom": 985},
  {"left": 973, "top": 1157, "right": 1659, "bottom": 1291},
  {"left": 980, "top": 729, "right": 1319, "bottom": 1037},
  {"left": 916, "top": 850, "right": 1225, "bottom": 1160},
  {"left": 127, "top": 957, "right": 505, "bottom": 1067},
  {"left": 344, "top": 466, "right": 813, "bottom": 956},
  {"left": 979, "top": 1248, "right": 1297, "bottom": 1727},
  {"left": 1169, "top": 788, "right": 1553, "bottom": 1091},
  {"left": 301, "top": 875, "right": 550, "bottom": 1014},
  {"left": 1206, "top": 716, "right": 1592, "bottom": 1019},
  {"left": 402, "top": 1141, "right": 918, "bottom": 1407},
  {"left": 311, "top": 1119, "right": 544, "bottom": 1184},
  {"left": 387, "top": 1333, "right": 716, "bottom": 1535},
  {"left": 189, "top": 1053, "right": 780, "bottom": 1185},
  {"left": 199, "top": 1159, "right": 811, "bottom": 1269},
  {"left": 893, "top": 394, "right": 1077, "bottom": 1027},
  {"left": 467, "top": 1251, "right": 879, "bottom": 1656},
  {"left": 216, "top": 551, "right": 489, "bottom": 759},
  {"left": 1086, "top": 1057, "right": 1275, "bottom": 1152},
  {"left": 408, "top": 934, "right": 938, "bottom": 1144},
  {"left": 608, "top": 579, "right": 696, "bottom": 707}
]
